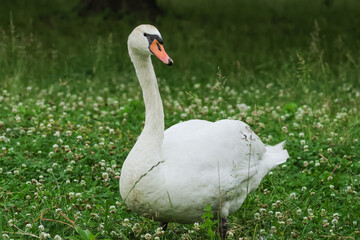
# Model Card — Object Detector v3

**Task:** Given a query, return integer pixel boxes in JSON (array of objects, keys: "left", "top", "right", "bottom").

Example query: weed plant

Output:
[{"left": 0, "top": 0, "right": 359, "bottom": 239}]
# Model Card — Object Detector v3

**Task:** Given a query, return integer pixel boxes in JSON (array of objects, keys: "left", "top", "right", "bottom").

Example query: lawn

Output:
[{"left": 0, "top": 0, "right": 359, "bottom": 239}]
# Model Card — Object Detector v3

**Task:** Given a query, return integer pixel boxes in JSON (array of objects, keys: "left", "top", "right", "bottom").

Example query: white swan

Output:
[{"left": 120, "top": 24, "right": 289, "bottom": 238}]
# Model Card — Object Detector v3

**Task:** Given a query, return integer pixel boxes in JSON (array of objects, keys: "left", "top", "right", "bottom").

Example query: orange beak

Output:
[{"left": 149, "top": 39, "right": 174, "bottom": 66}]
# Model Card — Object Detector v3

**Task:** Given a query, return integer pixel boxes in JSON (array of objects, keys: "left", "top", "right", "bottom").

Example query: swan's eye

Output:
[{"left": 144, "top": 33, "right": 164, "bottom": 45}]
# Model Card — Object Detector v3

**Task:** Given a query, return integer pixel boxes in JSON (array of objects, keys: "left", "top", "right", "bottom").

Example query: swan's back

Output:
[{"left": 157, "top": 119, "right": 287, "bottom": 223}]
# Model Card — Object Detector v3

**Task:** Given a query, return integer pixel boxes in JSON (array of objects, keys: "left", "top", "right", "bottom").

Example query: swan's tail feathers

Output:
[{"left": 263, "top": 140, "right": 289, "bottom": 170}]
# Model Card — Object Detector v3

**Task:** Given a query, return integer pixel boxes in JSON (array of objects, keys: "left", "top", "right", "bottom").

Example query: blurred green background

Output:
[{"left": 1, "top": 0, "right": 359, "bottom": 91}]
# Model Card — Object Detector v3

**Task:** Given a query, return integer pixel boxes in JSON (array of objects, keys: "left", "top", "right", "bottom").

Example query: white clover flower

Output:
[
  {"left": 109, "top": 205, "right": 116, "bottom": 213},
  {"left": 38, "top": 224, "right": 45, "bottom": 231},
  {"left": 2, "top": 233, "right": 9, "bottom": 239},
  {"left": 296, "top": 209, "right": 302, "bottom": 215},
  {"left": 303, "top": 145, "right": 309, "bottom": 151},
  {"left": 54, "top": 235, "right": 62, "bottom": 240},
  {"left": 122, "top": 218, "right": 130, "bottom": 227},
  {"left": 300, "top": 140, "right": 306, "bottom": 145},
  {"left": 8, "top": 219, "right": 14, "bottom": 226},
  {"left": 322, "top": 219, "right": 329, "bottom": 227},
  {"left": 68, "top": 192, "right": 75, "bottom": 199},
  {"left": 254, "top": 212, "right": 260, "bottom": 220},
  {"left": 144, "top": 233, "right": 152, "bottom": 240},
  {"left": 331, "top": 219, "right": 338, "bottom": 225},
  {"left": 39, "top": 232, "right": 51, "bottom": 239},
  {"left": 26, "top": 223, "right": 32, "bottom": 228},
  {"left": 246, "top": 117, "right": 253, "bottom": 124},
  {"left": 289, "top": 192, "right": 297, "bottom": 199},
  {"left": 102, "top": 172, "right": 109, "bottom": 180},
  {"left": 259, "top": 208, "right": 266, "bottom": 215},
  {"left": 327, "top": 148, "right": 332, "bottom": 153},
  {"left": 281, "top": 126, "right": 288, "bottom": 133},
  {"left": 193, "top": 222, "right": 200, "bottom": 231},
  {"left": 77, "top": 136, "right": 83, "bottom": 141},
  {"left": 66, "top": 165, "right": 73, "bottom": 172}
]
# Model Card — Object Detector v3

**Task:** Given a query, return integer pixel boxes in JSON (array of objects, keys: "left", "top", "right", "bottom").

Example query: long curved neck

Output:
[{"left": 131, "top": 52, "right": 164, "bottom": 144}]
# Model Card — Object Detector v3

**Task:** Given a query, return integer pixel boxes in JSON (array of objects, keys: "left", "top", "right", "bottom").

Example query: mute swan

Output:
[{"left": 120, "top": 24, "right": 289, "bottom": 238}]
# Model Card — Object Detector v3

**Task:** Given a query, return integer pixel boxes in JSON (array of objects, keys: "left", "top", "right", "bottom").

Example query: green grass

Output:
[{"left": 0, "top": 0, "right": 360, "bottom": 239}]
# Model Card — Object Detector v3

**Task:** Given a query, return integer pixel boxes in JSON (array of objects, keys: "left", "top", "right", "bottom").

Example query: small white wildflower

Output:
[
  {"left": 68, "top": 192, "right": 75, "bottom": 199},
  {"left": 102, "top": 172, "right": 109, "bottom": 181},
  {"left": 8, "top": 219, "right": 14, "bottom": 226},
  {"left": 193, "top": 222, "right": 200, "bottom": 231},
  {"left": 38, "top": 224, "right": 45, "bottom": 231},
  {"left": 289, "top": 192, "right": 297, "bottom": 199},
  {"left": 109, "top": 205, "right": 116, "bottom": 213},
  {"left": 281, "top": 126, "right": 288, "bottom": 133},
  {"left": 54, "top": 235, "right": 62, "bottom": 240},
  {"left": 144, "top": 233, "right": 152, "bottom": 240},
  {"left": 275, "top": 211, "right": 283, "bottom": 219}
]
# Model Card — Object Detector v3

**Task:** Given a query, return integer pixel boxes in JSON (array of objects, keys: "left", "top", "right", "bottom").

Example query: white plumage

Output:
[{"left": 120, "top": 25, "right": 289, "bottom": 226}]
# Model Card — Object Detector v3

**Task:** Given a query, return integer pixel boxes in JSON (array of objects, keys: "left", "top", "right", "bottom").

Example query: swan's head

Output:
[{"left": 128, "top": 24, "right": 173, "bottom": 66}]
